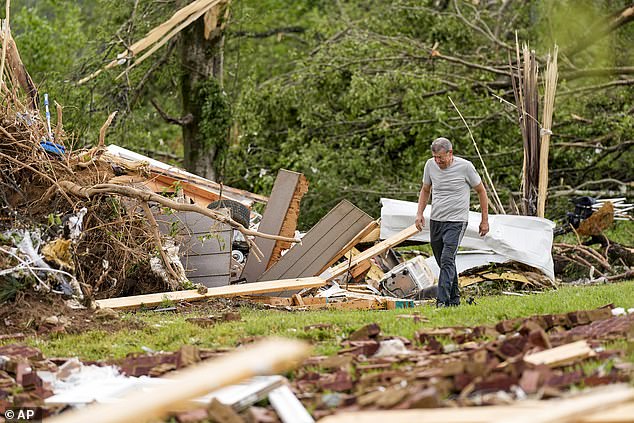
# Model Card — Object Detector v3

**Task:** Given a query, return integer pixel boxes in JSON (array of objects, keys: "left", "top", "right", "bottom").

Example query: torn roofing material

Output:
[{"left": 380, "top": 198, "right": 555, "bottom": 280}]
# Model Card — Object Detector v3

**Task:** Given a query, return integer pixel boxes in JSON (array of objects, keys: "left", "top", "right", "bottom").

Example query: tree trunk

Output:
[{"left": 179, "top": 1, "right": 227, "bottom": 181}]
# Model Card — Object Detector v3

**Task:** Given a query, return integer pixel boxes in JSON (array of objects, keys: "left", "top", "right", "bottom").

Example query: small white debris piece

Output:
[{"left": 373, "top": 339, "right": 411, "bottom": 357}]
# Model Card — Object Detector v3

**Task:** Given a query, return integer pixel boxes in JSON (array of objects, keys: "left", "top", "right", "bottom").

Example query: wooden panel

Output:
[
  {"left": 188, "top": 274, "right": 231, "bottom": 288},
  {"left": 155, "top": 211, "right": 232, "bottom": 287},
  {"left": 242, "top": 170, "right": 304, "bottom": 282},
  {"left": 317, "top": 219, "right": 380, "bottom": 275},
  {"left": 257, "top": 200, "right": 373, "bottom": 289},
  {"left": 181, "top": 254, "right": 231, "bottom": 278},
  {"left": 275, "top": 214, "right": 369, "bottom": 278},
  {"left": 95, "top": 277, "right": 327, "bottom": 310}
]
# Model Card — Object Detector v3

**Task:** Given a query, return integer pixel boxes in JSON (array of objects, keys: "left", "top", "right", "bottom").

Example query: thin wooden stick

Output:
[
  {"left": 448, "top": 96, "right": 505, "bottom": 214},
  {"left": 0, "top": 0, "right": 10, "bottom": 89},
  {"left": 537, "top": 45, "right": 558, "bottom": 217},
  {"left": 98, "top": 111, "right": 118, "bottom": 147}
]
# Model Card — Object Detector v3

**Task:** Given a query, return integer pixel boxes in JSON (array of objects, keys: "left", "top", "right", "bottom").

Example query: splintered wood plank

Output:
[
  {"left": 320, "top": 385, "right": 634, "bottom": 422},
  {"left": 269, "top": 172, "right": 309, "bottom": 268},
  {"left": 325, "top": 224, "right": 421, "bottom": 281},
  {"left": 95, "top": 277, "right": 327, "bottom": 310},
  {"left": 523, "top": 340, "right": 595, "bottom": 367},
  {"left": 48, "top": 338, "right": 310, "bottom": 423},
  {"left": 242, "top": 170, "right": 308, "bottom": 282},
  {"left": 258, "top": 200, "right": 373, "bottom": 282}
]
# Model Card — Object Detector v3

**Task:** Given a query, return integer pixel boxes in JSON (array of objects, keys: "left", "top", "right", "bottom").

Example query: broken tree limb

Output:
[
  {"left": 98, "top": 111, "right": 118, "bottom": 147},
  {"left": 48, "top": 338, "right": 311, "bottom": 423},
  {"left": 58, "top": 180, "right": 299, "bottom": 245},
  {"left": 94, "top": 277, "right": 327, "bottom": 310},
  {"left": 141, "top": 201, "right": 182, "bottom": 287}
]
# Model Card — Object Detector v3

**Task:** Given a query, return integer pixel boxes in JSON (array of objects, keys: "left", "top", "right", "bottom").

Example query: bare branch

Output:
[{"left": 150, "top": 98, "right": 193, "bottom": 126}]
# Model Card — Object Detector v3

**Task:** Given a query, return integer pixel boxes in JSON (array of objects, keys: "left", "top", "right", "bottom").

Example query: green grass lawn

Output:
[{"left": 17, "top": 280, "right": 634, "bottom": 361}]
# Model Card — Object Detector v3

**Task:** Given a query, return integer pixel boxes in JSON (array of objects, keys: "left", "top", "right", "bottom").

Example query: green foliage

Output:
[
  {"left": 195, "top": 78, "right": 231, "bottom": 160},
  {"left": 0, "top": 275, "right": 27, "bottom": 303},
  {"left": 7, "top": 0, "right": 633, "bottom": 228}
]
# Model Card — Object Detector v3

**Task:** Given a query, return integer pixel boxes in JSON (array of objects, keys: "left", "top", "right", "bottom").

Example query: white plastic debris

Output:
[
  {"left": 611, "top": 307, "right": 626, "bottom": 316},
  {"left": 373, "top": 339, "right": 411, "bottom": 357}
]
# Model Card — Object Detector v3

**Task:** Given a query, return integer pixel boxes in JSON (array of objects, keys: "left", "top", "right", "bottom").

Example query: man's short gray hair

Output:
[{"left": 431, "top": 137, "right": 452, "bottom": 153}]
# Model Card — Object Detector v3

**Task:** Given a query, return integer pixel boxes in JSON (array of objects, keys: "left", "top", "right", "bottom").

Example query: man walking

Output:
[{"left": 415, "top": 137, "right": 489, "bottom": 307}]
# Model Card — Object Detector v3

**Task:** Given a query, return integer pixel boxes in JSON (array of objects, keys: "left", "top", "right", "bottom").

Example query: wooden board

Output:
[
  {"left": 95, "top": 277, "right": 327, "bottom": 310},
  {"left": 326, "top": 225, "right": 421, "bottom": 281},
  {"left": 523, "top": 340, "right": 595, "bottom": 367},
  {"left": 257, "top": 200, "right": 373, "bottom": 288},
  {"left": 48, "top": 338, "right": 310, "bottom": 423},
  {"left": 317, "top": 220, "right": 380, "bottom": 275},
  {"left": 319, "top": 386, "right": 634, "bottom": 423},
  {"left": 242, "top": 170, "right": 307, "bottom": 282}
]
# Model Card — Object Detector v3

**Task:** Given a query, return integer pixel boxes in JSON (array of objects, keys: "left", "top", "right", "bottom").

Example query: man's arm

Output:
[
  {"left": 415, "top": 183, "right": 431, "bottom": 231},
  {"left": 474, "top": 183, "right": 489, "bottom": 236}
]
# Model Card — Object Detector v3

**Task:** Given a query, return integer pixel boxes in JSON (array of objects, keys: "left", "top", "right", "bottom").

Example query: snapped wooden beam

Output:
[
  {"left": 242, "top": 170, "right": 308, "bottom": 282},
  {"left": 325, "top": 224, "right": 421, "bottom": 282},
  {"left": 48, "top": 338, "right": 310, "bottom": 423},
  {"left": 95, "top": 277, "right": 326, "bottom": 311}
]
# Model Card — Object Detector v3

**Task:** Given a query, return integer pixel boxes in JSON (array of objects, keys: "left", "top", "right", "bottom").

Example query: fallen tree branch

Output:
[
  {"left": 141, "top": 201, "right": 182, "bottom": 288},
  {"left": 58, "top": 180, "right": 299, "bottom": 247}
]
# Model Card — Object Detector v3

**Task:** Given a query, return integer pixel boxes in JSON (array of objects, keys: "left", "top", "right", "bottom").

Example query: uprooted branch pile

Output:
[{"left": 0, "top": 29, "right": 297, "bottom": 303}]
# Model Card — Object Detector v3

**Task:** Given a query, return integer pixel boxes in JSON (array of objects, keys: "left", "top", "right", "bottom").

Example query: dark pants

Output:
[{"left": 430, "top": 220, "right": 467, "bottom": 306}]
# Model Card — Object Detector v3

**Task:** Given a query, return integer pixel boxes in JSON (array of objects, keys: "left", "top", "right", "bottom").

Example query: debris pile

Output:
[{"left": 1, "top": 306, "right": 633, "bottom": 421}]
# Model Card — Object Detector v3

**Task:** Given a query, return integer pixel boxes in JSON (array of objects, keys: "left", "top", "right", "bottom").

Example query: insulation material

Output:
[{"left": 380, "top": 198, "right": 555, "bottom": 280}]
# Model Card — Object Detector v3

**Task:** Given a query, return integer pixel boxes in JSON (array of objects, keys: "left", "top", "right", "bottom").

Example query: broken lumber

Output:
[
  {"left": 95, "top": 277, "right": 326, "bottom": 310},
  {"left": 258, "top": 200, "right": 373, "bottom": 283},
  {"left": 242, "top": 169, "right": 308, "bottom": 282},
  {"left": 318, "top": 385, "right": 634, "bottom": 423},
  {"left": 316, "top": 219, "right": 380, "bottom": 275},
  {"left": 325, "top": 224, "right": 421, "bottom": 281},
  {"left": 48, "top": 338, "right": 310, "bottom": 423},
  {"left": 523, "top": 340, "right": 595, "bottom": 367}
]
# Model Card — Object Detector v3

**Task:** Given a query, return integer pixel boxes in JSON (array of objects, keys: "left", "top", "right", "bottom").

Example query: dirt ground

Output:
[{"left": 0, "top": 291, "right": 144, "bottom": 336}]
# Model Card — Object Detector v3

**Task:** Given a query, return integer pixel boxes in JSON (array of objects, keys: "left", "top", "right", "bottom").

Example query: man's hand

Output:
[
  {"left": 479, "top": 220, "right": 489, "bottom": 237},
  {"left": 415, "top": 214, "right": 425, "bottom": 231}
]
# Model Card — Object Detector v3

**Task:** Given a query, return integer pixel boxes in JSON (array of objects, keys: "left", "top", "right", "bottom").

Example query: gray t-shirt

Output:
[{"left": 423, "top": 156, "right": 482, "bottom": 222}]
